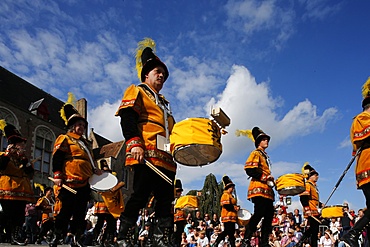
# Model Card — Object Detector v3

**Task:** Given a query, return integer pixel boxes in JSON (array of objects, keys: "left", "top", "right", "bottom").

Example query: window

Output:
[
  {"left": 34, "top": 127, "right": 54, "bottom": 174},
  {"left": 0, "top": 107, "right": 18, "bottom": 151}
]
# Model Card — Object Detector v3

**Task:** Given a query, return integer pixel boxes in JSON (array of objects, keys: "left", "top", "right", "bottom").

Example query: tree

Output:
[{"left": 198, "top": 173, "right": 223, "bottom": 217}]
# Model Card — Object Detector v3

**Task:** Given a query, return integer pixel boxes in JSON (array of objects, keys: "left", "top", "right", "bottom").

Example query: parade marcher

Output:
[
  {"left": 242, "top": 127, "right": 275, "bottom": 247},
  {"left": 296, "top": 163, "right": 323, "bottom": 247},
  {"left": 173, "top": 179, "right": 186, "bottom": 247},
  {"left": 115, "top": 38, "right": 176, "bottom": 247},
  {"left": 35, "top": 186, "right": 55, "bottom": 244},
  {"left": 0, "top": 120, "right": 35, "bottom": 245},
  {"left": 341, "top": 77, "right": 370, "bottom": 247},
  {"left": 91, "top": 159, "right": 118, "bottom": 246},
  {"left": 49, "top": 95, "right": 102, "bottom": 247},
  {"left": 213, "top": 175, "right": 239, "bottom": 247}
]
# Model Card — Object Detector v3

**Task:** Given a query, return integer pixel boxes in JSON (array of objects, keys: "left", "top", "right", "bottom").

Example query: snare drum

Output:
[
  {"left": 275, "top": 173, "right": 305, "bottom": 196},
  {"left": 237, "top": 209, "right": 252, "bottom": 226},
  {"left": 170, "top": 118, "right": 222, "bottom": 166},
  {"left": 89, "top": 172, "right": 118, "bottom": 192},
  {"left": 321, "top": 205, "right": 344, "bottom": 219}
]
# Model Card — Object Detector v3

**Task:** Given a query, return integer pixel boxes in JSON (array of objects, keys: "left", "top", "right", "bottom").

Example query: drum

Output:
[
  {"left": 174, "top": 195, "right": 199, "bottom": 209},
  {"left": 321, "top": 205, "right": 344, "bottom": 219},
  {"left": 170, "top": 118, "right": 222, "bottom": 166},
  {"left": 89, "top": 172, "right": 118, "bottom": 192},
  {"left": 275, "top": 173, "right": 305, "bottom": 196},
  {"left": 237, "top": 209, "right": 252, "bottom": 226}
]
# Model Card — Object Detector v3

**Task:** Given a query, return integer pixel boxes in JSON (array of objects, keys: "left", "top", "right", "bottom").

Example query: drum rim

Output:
[
  {"left": 173, "top": 144, "right": 222, "bottom": 166},
  {"left": 277, "top": 186, "right": 305, "bottom": 196},
  {"left": 89, "top": 173, "right": 118, "bottom": 191}
]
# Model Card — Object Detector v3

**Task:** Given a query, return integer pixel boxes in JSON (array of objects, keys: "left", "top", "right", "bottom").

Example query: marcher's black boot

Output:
[
  {"left": 49, "top": 229, "right": 63, "bottom": 247},
  {"left": 295, "top": 235, "right": 308, "bottom": 247},
  {"left": 341, "top": 212, "right": 370, "bottom": 247},
  {"left": 116, "top": 217, "right": 135, "bottom": 247},
  {"left": 153, "top": 217, "right": 174, "bottom": 247},
  {"left": 11, "top": 226, "right": 26, "bottom": 246}
]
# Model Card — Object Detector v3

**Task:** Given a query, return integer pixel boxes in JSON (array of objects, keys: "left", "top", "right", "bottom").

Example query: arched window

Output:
[
  {"left": 34, "top": 126, "right": 55, "bottom": 174},
  {"left": 0, "top": 107, "right": 18, "bottom": 152}
]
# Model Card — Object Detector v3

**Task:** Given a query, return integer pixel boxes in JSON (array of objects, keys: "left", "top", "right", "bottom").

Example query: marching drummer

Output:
[
  {"left": 49, "top": 95, "right": 102, "bottom": 247},
  {"left": 296, "top": 163, "right": 323, "bottom": 247},
  {"left": 173, "top": 179, "right": 186, "bottom": 247},
  {"left": 213, "top": 176, "right": 239, "bottom": 247},
  {"left": 115, "top": 38, "right": 176, "bottom": 247},
  {"left": 243, "top": 127, "right": 275, "bottom": 247}
]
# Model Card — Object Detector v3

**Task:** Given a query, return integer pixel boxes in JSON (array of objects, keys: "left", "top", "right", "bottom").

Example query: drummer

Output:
[
  {"left": 213, "top": 176, "right": 239, "bottom": 247},
  {"left": 115, "top": 38, "right": 176, "bottom": 247},
  {"left": 243, "top": 127, "right": 275, "bottom": 247},
  {"left": 49, "top": 96, "right": 102, "bottom": 247},
  {"left": 296, "top": 163, "right": 323, "bottom": 247},
  {"left": 173, "top": 179, "right": 186, "bottom": 247}
]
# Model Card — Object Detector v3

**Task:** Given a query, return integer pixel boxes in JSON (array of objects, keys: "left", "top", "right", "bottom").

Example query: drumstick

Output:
[
  {"left": 144, "top": 159, "right": 172, "bottom": 185},
  {"left": 48, "top": 177, "right": 77, "bottom": 194},
  {"left": 126, "top": 152, "right": 172, "bottom": 185},
  {"left": 310, "top": 215, "right": 322, "bottom": 224}
]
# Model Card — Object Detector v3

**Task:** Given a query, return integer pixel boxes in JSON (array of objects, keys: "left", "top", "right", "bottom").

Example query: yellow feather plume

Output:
[
  {"left": 60, "top": 92, "right": 76, "bottom": 125},
  {"left": 301, "top": 162, "right": 310, "bottom": 177},
  {"left": 362, "top": 77, "right": 370, "bottom": 99},
  {"left": 0, "top": 119, "right": 6, "bottom": 135},
  {"left": 135, "top": 37, "right": 156, "bottom": 81},
  {"left": 235, "top": 129, "right": 254, "bottom": 141},
  {"left": 34, "top": 182, "right": 45, "bottom": 194}
]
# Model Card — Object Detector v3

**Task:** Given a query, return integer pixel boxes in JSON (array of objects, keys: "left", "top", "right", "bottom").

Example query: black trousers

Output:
[
  {"left": 215, "top": 222, "right": 236, "bottom": 247},
  {"left": 121, "top": 164, "right": 175, "bottom": 223},
  {"left": 94, "top": 213, "right": 116, "bottom": 238},
  {"left": 54, "top": 184, "right": 90, "bottom": 236},
  {"left": 302, "top": 216, "right": 320, "bottom": 247},
  {"left": 0, "top": 199, "right": 26, "bottom": 237},
  {"left": 248, "top": 196, "right": 274, "bottom": 243}
]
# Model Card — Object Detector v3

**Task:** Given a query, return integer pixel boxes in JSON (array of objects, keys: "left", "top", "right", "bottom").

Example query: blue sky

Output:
[{"left": 1, "top": 0, "right": 370, "bottom": 213}]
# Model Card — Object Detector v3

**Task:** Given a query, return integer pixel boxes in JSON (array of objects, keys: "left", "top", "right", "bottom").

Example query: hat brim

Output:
[
  {"left": 224, "top": 183, "right": 235, "bottom": 190},
  {"left": 67, "top": 115, "right": 88, "bottom": 127},
  {"left": 140, "top": 59, "right": 169, "bottom": 82},
  {"left": 255, "top": 134, "right": 270, "bottom": 147}
]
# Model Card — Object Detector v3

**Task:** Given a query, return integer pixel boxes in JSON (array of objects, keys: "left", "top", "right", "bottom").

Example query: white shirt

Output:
[
  {"left": 319, "top": 235, "right": 334, "bottom": 247},
  {"left": 197, "top": 236, "right": 209, "bottom": 246}
]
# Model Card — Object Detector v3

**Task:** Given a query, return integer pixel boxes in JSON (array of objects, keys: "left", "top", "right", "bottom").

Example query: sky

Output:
[{"left": 1, "top": 0, "right": 370, "bottom": 213}]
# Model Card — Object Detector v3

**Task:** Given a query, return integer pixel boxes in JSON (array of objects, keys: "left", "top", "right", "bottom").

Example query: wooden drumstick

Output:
[
  {"left": 310, "top": 215, "right": 322, "bottom": 224},
  {"left": 48, "top": 177, "right": 77, "bottom": 194},
  {"left": 126, "top": 152, "right": 172, "bottom": 185}
]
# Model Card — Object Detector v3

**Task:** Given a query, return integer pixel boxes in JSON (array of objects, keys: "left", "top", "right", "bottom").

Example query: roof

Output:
[
  {"left": 94, "top": 140, "right": 125, "bottom": 159},
  {"left": 0, "top": 66, "right": 65, "bottom": 127}
]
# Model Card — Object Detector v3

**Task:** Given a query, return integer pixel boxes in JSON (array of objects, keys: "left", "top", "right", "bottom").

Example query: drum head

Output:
[
  {"left": 277, "top": 186, "right": 305, "bottom": 196},
  {"left": 173, "top": 144, "right": 222, "bottom": 166},
  {"left": 89, "top": 172, "right": 118, "bottom": 192},
  {"left": 237, "top": 209, "right": 251, "bottom": 220}
]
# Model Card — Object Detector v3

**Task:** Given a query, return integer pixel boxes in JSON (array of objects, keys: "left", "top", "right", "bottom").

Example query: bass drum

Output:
[
  {"left": 275, "top": 173, "right": 305, "bottom": 196},
  {"left": 321, "top": 205, "right": 344, "bottom": 219},
  {"left": 170, "top": 118, "right": 222, "bottom": 166}
]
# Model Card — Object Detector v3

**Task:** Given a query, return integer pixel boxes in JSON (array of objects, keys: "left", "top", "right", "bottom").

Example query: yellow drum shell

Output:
[
  {"left": 275, "top": 173, "right": 305, "bottom": 196},
  {"left": 321, "top": 205, "right": 344, "bottom": 219},
  {"left": 237, "top": 209, "right": 252, "bottom": 226},
  {"left": 170, "top": 118, "right": 222, "bottom": 166}
]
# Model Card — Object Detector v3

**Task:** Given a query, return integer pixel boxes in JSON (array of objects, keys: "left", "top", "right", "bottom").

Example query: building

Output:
[{"left": 0, "top": 66, "right": 133, "bottom": 200}]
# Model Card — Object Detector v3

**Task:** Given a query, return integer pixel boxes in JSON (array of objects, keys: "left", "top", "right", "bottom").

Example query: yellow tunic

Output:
[
  {"left": 53, "top": 132, "right": 94, "bottom": 188},
  {"left": 220, "top": 191, "right": 237, "bottom": 223},
  {"left": 0, "top": 152, "right": 34, "bottom": 202},
  {"left": 244, "top": 148, "right": 274, "bottom": 200},
  {"left": 300, "top": 180, "right": 320, "bottom": 217},
  {"left": 36, "top": 196, "right": 53, "bottom": 223},
  {"left": 116, "top": 84, "right": 176, "bottom": 172},
  {"left": 351, "top": 111, "right": 370, "bottom": 188}
]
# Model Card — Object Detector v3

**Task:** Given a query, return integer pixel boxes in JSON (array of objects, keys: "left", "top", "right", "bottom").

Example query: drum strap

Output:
[{"left": 257, "top": 150, "right": 272, "bottom": 167}]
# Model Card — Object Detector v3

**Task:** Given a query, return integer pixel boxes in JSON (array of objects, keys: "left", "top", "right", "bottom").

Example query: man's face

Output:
[
  {"left": 258, "top": 137, "right": 269, "bottom": 149},
  {"left": 73, "top": 120, "right": 86, "bottom": 136},
  {"left": 145, "top": 66, "right": 166, "bottom": 93}
]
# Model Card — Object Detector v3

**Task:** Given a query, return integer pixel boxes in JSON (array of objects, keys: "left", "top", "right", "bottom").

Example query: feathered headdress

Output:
[
  {"left": 235, "top": 129, "right": 253, "bottom": 141},
  {"left": 0, "top": 119, "right": 26, "bottom": 144},
  {"left": 34, "top": 182, "right": 45, "bottom": 194},
  {"left": 361, "top": 77, "right": 370, "bottom": 108},
  {"left": 135, "top": 37, "right": 169, "bottom": 82},
  {"left": 302, "top": 162, "right": 318, "bottom": 179},
  {"left": 59, "top": 92, "right": 87, "bottom": 127}
]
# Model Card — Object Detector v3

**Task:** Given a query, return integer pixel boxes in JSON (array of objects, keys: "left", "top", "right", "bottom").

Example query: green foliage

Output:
[{"left": 198, "top": 173, "right": 223, "bottom": 217}]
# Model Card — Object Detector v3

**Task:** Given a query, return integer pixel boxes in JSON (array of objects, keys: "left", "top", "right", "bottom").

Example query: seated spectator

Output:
[
  {"left": 319, "top": 229, "right": 335, "bottom": 247},
  {"left": 280, "top": 228, "right": 298, "bottom": 247},
  {"left": 197, "top": 230, "right": 209, "bottom": 246}
]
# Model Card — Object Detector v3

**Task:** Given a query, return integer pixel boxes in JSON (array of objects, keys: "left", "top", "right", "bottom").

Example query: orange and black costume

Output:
[
  {"left": 244, "top": 147, "right": 274, "bottom": 245},
  {"left": 52, "top": 132, "right": 94, "bottom": 240},
  {"left": 116, "top": 83, "right": 176, "bottom": 225}
]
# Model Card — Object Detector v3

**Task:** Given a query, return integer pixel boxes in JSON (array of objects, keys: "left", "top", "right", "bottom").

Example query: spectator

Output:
[
  {"left": 340, "top": 203, "right": 354, "bottom": 237},
  {"left": 281, "top": 228, "right": 299, "bottom": 247},
  {"left": 329, "top": 218, "right": 340, "bottom": 245},
  {"left": 319, "top": 229, "right": 335, "bottom": 247},
  {"left": 24, "top": 202, "right": 39, "bottom": 244},
  {"left": 197, "top": 230, "right": 209, "bottom": 247},
  {"left": 293, "top": 209, "right": 303, "bottom": 227},
  {"left": 138, "top": 221, "right": 151, "bottom": 247}
]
